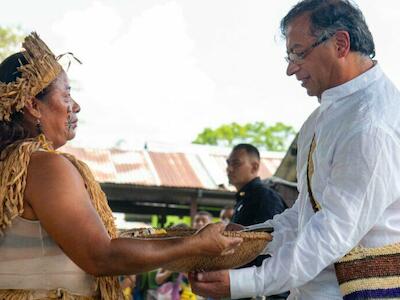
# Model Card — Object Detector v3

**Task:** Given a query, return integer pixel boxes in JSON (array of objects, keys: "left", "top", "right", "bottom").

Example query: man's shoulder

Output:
[{"left": 250, "top": 181, "right": 282, "bottom": 200}]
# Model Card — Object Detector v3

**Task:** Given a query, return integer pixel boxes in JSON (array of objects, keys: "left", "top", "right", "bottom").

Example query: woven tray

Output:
[{"left": 120, "top": 228, "right": 272, "bottom": 272}]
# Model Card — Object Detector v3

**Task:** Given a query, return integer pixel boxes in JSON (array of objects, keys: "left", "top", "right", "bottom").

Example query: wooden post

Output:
[{"left": 190, "top": 196, "right": 198, "bottom": 225}]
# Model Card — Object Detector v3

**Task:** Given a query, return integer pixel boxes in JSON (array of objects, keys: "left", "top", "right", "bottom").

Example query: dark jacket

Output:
[{"left": 232, "top": 177, "right": 286, "bottom": 227}]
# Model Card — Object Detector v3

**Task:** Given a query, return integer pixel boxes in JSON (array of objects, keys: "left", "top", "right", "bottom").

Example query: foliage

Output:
[
  {"left": 193, "top": 121, "right": 296, "bottom": 152},
  {"left": 0, "top": 26, "right": 24, "bottom": 62}
]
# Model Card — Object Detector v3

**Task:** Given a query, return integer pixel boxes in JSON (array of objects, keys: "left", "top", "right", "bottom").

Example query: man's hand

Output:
[{"left": 189, "top": 270, "right": 231, "bottom": 299}]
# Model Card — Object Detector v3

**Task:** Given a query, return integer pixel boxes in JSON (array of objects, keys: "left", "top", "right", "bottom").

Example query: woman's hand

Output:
[{"left": 190, "top": 222, "right": 242, "bottom": 256}]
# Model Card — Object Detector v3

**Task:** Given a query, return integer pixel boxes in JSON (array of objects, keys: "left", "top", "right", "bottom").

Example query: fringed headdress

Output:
[{"left": 0, "top": 32, "right": 62, "bottom": 121}]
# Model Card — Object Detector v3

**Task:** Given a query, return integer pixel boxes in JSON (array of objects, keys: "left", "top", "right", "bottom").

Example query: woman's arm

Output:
[{"left": 24, "top": 151, "right": 242, "bottom": 276}]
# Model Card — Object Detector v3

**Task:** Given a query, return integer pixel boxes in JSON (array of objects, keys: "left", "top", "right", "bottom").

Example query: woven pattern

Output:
[
  {"left": 335, "top": 245, "right": 400, "bottom": 299},
  {"left": 121, "top": 228, "right": 271, "bottom": 272}
]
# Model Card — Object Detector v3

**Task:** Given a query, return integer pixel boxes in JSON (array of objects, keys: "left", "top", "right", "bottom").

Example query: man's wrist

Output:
[{"left": 229, "top": 267, "right": 258, "bottom": 299}]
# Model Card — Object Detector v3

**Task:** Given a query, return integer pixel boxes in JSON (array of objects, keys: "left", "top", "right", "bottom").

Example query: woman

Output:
[{"left": 0, "top": 33, "right": 242, "bottom": 299}]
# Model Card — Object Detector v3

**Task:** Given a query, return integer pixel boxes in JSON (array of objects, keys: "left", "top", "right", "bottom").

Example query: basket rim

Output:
[{"left": 120, "top": 227, "right": 272, "bottom": 240}]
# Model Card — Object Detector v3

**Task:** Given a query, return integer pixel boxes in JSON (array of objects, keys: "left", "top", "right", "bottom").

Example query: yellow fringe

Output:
[
  {"left": 0, "top": 289, "right": 98, "bottom": 299},
  {"left": 0, "top": 135, "right": 122, "bottom": 299}
]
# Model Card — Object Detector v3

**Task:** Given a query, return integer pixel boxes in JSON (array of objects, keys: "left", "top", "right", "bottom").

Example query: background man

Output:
[
  {"left": 227, "top": 143, "right": 286, "bottom": 227},
  {"left": 227, "top": 143, "right": 288, "bottom": 300},
  {"left": 190, "top": 1, "right": 400, "bottom": 299}
]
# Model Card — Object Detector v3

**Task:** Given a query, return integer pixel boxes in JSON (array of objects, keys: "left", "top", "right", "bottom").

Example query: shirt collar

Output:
[
  {"left": 319, "top": 61, "right": 383, "bottom": 113},
  {"left": 236, "top": 177, "right": 261, "bottom": 199}
]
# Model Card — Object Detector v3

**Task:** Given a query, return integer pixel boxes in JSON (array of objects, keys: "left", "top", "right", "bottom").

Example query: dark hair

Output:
[
  {"left": 232, "top": 143, "right": 260, "bottom": 160},
  {"left": 280, "top": 0, "right": 375, "bottom": 58},
  {"left": 0, "top": 52, "right": 52, "bottom": 152}
]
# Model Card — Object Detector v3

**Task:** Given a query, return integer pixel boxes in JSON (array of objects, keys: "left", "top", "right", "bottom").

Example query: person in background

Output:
[
  {"left": 227, "top": 143, "right": 287, "bottom": 227},
  {"left": 120, "top": 275, "right": 136, "bottom": 300},
  {"left": 227, "top": 143, "right": 288, "bottom": 300},
  {"left": 219, "top": 206, "right": 234, "bottom": 224},
  {"left": 192, "top": 211, "right": 213, "bottom": 230}
]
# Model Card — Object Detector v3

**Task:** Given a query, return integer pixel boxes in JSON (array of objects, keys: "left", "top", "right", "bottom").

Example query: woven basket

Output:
[{"left": 120, "top": 228, "right": 271, "bottom": 272}]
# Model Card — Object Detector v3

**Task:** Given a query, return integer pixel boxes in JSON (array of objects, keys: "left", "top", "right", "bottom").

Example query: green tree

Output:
[
  {"left": 0, "top": 26, "right": 24, "bottom": 62},
  {"left": 193, "top": 121, "right": 296, "bottom": 152}
]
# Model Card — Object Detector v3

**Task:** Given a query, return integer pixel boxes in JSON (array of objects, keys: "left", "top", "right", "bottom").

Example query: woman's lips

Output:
[{"left": 68, "top": 119, "right": 78, "bottom": 129}]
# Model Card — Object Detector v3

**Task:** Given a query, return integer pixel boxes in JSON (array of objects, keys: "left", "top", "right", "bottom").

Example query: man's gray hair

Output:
[{"left": 280, "top": 0, "right": 375, "bottom": 58}]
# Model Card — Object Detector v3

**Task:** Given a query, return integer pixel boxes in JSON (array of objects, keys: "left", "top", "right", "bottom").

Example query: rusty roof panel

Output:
[
  {"left": 148, "top": 152, "right": 203, "bottom": 188},
  {"left": 109, "top": 149, "right": 158, "bottom": 185},
  {"left": 203, "top": 154, "right": 231, "bottom": 189},
  {"left": 185, "top": 153, "right": 216, "bottom": 189},
  {"left": 61, "top": 146, "right": 117, "bottom": 182},
  {"left": 60, "top": 144, "right": 283, "bottom": 190}
]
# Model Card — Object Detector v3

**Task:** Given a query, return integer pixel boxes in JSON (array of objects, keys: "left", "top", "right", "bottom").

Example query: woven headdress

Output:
[{"left": 0, "top": 32, "right": 62, "bottom": 122}]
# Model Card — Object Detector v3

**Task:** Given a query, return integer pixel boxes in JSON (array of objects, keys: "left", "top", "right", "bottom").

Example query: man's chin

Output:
[{"left": 306, "top": 88, "right": 315, "bottom": 96}]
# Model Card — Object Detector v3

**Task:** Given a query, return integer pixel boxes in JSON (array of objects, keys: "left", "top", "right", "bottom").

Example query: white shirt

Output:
[{"left": 230, "top": 63, "right": 400, "bottom": 299}]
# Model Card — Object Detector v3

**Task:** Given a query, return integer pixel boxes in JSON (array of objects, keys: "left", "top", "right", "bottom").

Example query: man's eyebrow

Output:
[{"left": 227, "top": 158, "right": 240, "bottom": 163}]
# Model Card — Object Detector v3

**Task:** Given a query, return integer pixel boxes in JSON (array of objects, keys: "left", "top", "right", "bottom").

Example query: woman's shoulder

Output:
[
  {"left": 30, "top": 150, "right": 75, "bottom": 169},
  {"left": 24, "top": 151, "right": 87, "bottom": 219},
  {"left": 27, "top": 151, "right": 84, "bottom": 187}
]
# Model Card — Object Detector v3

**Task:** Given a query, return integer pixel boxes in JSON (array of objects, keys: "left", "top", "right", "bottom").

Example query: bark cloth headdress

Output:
[
  {"left": 0, "top": 33, "right": 122, "bottom": 299},
  {"left": 0, "top": 32, "right": 62, "bottom": 122}
]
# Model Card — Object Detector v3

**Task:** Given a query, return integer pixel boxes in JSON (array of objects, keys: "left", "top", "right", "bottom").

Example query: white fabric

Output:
[
  {"left": 0, "top": 216, "right": 96, "bottom": 296},
  {"left": 230, "top": 64, "right": 400, "bottom": 299}
]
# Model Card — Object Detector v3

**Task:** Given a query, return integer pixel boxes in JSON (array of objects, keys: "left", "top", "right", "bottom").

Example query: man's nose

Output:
[{"left": 286, "top": 61, "right": 301, "bottom": 76}]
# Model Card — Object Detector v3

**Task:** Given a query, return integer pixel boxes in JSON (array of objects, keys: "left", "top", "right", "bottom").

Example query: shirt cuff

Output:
[{"left": 229, "top": 267, "right": 257, "bottom": 299}]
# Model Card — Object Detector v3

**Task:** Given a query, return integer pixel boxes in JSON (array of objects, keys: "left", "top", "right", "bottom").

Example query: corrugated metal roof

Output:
[
  {"left": 60, "top": 144, "right": 284, "bottom": 191},
  {"left": 110, "top": 149, "right": 158, "bottom": 185},
  {"left": 148, "top": 152, "right": 203, "bottom": 188},
  {"left": 62, "top": 146, "right": 117, "bottom": 182}
]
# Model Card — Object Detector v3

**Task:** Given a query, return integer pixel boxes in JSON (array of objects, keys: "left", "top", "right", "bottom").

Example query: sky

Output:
[{"left": 1, "top": 0, "right": 399, "bottom": 149}]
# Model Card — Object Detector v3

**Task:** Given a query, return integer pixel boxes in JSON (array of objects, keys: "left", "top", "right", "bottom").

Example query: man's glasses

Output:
[{"left": 285, "top": 34, "right": 332, "bottom": 65}]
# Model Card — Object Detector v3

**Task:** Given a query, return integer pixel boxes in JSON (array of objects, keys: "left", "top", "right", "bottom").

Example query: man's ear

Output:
[
  {"left": 251, "top": 160, "right": 260, "bottom": 175},
  {"left": 23, "top": 97, "right": 42, "bottom": 119},
  {"left": 334, "top": 31, "right": 350, "bottom": 58}
]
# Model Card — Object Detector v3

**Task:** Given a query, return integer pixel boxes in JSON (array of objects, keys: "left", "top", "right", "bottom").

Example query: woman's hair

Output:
[{"left": 0, "top": 52, "right": 52, "bottom": 152}]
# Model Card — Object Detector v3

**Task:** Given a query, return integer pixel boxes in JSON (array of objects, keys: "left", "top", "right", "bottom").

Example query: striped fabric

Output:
[{"left": 335, "top": 244, "right": 400, "bottom": 299}]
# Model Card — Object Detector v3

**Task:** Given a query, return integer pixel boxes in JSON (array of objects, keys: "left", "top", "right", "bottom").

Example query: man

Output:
[
  {"left": 190, "top": 1, "right": 400, "bottom": 299},
  {"left": 192, "top": 211, "right": 213, "bottom": 230},
  {"left": 227, "top": 143, "right": 288, "bottom": 300},
  {"left": 227, "top": 143, "right": 286, "bottom": 228}
]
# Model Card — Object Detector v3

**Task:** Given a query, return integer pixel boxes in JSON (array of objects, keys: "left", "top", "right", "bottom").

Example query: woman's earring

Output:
[{"left": 36, "top": 119, "right": 43, "bottom": 134}]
